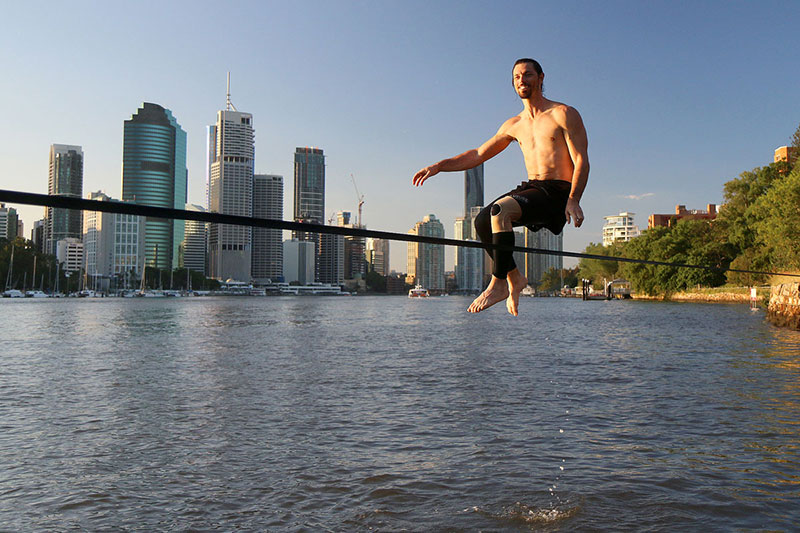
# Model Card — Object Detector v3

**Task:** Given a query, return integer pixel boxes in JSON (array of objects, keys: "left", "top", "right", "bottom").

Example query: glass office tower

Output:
[{"left": 121, "top": 103, "right": 187, "bottom": 270}]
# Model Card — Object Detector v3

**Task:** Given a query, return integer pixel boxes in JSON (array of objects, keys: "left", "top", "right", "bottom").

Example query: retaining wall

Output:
[{"left": 768, "top": 282, "right": 800, "bottom": 329}]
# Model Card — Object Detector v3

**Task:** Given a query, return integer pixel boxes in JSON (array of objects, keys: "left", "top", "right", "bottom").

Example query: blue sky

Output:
[{"left": 1, "top": 0, "right": 798, "bottom": 271}]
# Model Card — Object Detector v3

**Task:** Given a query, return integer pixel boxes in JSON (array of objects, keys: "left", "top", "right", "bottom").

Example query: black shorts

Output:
[{"left": 500, "top": 179, "right": 571, "bottom": 235}]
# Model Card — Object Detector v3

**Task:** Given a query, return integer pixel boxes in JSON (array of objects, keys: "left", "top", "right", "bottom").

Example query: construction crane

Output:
[{"left": 350, "top": 173, "right": 365, "bottom": 227}]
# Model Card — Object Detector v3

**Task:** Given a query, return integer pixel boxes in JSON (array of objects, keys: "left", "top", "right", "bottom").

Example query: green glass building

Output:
[{"left": 121, "top": 103, "right": 187, "bottom": 270}]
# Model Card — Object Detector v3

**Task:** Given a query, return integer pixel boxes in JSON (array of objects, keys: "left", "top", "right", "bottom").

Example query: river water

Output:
[{"left": 1, "top": 296, "right": 799, "bottom": 531}]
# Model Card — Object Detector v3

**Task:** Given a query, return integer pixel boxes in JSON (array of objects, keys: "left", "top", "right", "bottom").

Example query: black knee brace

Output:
[
  {"left": 474, "top": 207, "right": 493, "bottom": 258},
  {"left": 492, "top": 231, "right": 517, "bottom": 279}
]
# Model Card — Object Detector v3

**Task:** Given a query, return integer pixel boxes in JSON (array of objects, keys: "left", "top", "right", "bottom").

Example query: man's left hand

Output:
[{"left": 565, "top": 198, "right": 584, "bottom": 228}]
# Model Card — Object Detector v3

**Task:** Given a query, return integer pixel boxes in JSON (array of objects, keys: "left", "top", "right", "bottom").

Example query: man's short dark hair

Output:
[{"left": 512, "top": 58, "right": 544, "bottom": 93}]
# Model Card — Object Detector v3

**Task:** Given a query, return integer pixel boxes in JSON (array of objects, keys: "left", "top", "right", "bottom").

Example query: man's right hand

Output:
[{"left": 412, "top": 164, "right": 439, "bottom": 187}]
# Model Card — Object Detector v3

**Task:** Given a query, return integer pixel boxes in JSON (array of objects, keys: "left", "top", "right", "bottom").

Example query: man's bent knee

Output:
[{"left": 490, "top": 197, "right": 521, "bottom": 233}]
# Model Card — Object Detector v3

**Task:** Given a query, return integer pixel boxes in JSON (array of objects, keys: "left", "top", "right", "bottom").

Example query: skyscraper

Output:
[
  {"left": 31, "top": 219, "right": 45, "bottom": 253},
  {"left": 252, "top": 174, "right": 284, "bottom": 283},
  {"left": 293, "top": 147, "right": 325, "bottom": 227},
  {"left": 523, "top": 228, "right": 563, "bottom": 286},
  {"left": 293, "top": 147, "right": 325, "bottom": 279},
  {"left": 0, "top": 204, "right": 19, "bottom": 241},
  {"left": 121, "top": 103, "right": 187, "bottom": 270},
  {"left": 207, "top": 107, "right": 255, "bottom": 282},
  {"left": 283, "top": 239, "right": 315, "bottom": 285},
  {"left": 465, "top": 164, "right": 484, "bottom": 215},
  {"left": 318, "top": 233, "right": 344, "bottom": 285},
  {"left": 366, "top": 238, "right": 390, "bottom": 276},
  {"left": 335, "top": 210, "right": 366, "bottom": 280},
  {"left": 181, "top": 204, "right": 207, "bottom": 275},
  {"left": 407, "top": 214, "right": 445, "bottom": 292},
  {"left": 453, "top": 216, "right": 483, "bottom": 293},
  {"left": 82, "top": 191, "right": 145, "bottom": 291},
  {"left": 47, "top": 144, "right": 83, "bottom": 255}
]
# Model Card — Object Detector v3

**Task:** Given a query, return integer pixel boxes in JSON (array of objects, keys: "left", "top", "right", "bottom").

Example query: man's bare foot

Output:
[
  {"left": 468, "top": 276, "right": 509, "bottom": 313},
  {"left": 505, "top": 268, "right": 528, "bottom": 316}
]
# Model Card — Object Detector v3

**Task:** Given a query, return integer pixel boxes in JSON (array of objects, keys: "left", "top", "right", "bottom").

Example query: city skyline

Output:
[{"left": 2, "top": 2, "right": 799, "bottom": 272}]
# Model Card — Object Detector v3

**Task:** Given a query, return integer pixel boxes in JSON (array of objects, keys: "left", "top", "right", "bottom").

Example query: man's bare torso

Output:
[{"left": 504, "top": 102, "right": 574, "bottom": 183}]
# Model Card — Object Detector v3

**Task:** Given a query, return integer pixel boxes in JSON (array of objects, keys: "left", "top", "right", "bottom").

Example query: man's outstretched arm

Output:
[
  {"left": 412, "top": 126, "right": 514, "bottom": 187},
  {"left": 562, "top": 106, "right": 589, "bottom": 227}
]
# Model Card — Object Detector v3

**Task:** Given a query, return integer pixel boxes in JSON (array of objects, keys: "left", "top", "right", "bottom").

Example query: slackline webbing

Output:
[{"left": 1, "top": 188, "right": 798, "bottom": 278}]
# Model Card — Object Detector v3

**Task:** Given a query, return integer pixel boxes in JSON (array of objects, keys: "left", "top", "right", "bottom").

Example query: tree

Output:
[
  {"left": 578, "top": 241, "right": 624, "bottom": 286},
  {"left": 365, "top": 269, "right": 387, "bottom": 293},
  {"left": 716, "top": 162, "right": 788, "bottom": 253},
  {"left": 791, "top": 122, "right": 800, "bottom": 153},
  {"left": 618, "top": 220, "right": 732, "bottom": 296},
  {"left": 539, "top": 266, "right": 579, "bottom": 291},
  {"left": 751, "top": 166, "right": 800, "bottom": 272}
]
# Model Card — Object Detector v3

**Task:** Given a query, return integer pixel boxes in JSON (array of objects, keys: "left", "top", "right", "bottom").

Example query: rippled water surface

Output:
[{"left": 2, "top": 296, "right": 800, "bottom": 531}]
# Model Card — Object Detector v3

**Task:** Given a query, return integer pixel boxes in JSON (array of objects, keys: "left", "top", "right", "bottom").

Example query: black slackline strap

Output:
[{"left": 1, "top": 188, "right": 798, "bottom": 278}]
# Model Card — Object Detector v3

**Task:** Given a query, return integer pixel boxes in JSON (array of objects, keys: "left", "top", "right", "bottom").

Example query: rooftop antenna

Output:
[{"left": 226, "top": 72, "right": 237, "bottom": 111}]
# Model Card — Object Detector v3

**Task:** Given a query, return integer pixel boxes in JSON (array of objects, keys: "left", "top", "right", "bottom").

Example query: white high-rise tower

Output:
[{"left": 207, "top": 74, "right": 255, "bottom": 282}]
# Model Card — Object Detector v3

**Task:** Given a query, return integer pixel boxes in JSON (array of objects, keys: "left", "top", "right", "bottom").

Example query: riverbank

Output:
[
  {"left": 632, "top": 286, "right": 768, "bottom": 304},
  {"left": 768, "top": 282, "right": 800, "bottom": 329}
]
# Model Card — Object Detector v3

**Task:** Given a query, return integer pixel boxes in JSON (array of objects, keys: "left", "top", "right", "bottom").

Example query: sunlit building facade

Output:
[
  {"left": 602, "top": 212, "right": 640, "bottom": 246},
  {"left": 366, "top": 238, "right": 390, "bottom": 276}
]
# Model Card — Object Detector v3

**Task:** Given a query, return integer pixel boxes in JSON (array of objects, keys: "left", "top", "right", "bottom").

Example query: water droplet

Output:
[{"left": 560, "top": 466, "right": 564, "bottom": 470}]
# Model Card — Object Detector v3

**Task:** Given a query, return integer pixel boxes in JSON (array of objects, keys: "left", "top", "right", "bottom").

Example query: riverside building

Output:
[
  {"left": 181, "top": 204, "right": 207, "bottom": 275},
  {"left": 121, "top": 103, "right": 187, "bottom": 271},
  {"left": 453, "top": 216, "right": 484, "bottom": 293},
  {"left": 647, "top": 204, "right": 717, "bottom": 229},
  {"left": 523, "top": 228, "right": 563, "bottom": 286},
  {"left": 47, "top": 144, "right": 84, "bottom": 255},
  {"left": 293, "top": 147, "right": 325, "bottom": 279},
  {"left": 366, "top": 238, "right": 390, "bottom": 276},
  {"left": 207, "top": 89, "right": 255, "bottom": 282},
  {"left": 283, "top": 239, "right": 315, "bottom": 286},
  {"left": 252, "top": 174, "right": 284, "bottom": 283},
  {"left": 464, "top": 164, "right": 484, "bottom": 215},
  {"left": 407, "top": 214, "right": 445, "bottom": 292},
  {"left": 602, "top": 211, "right": 640, "bottom": 246},
  {"left": 82, "top": 191, "right": 145, "bottom": 291},
  {"left": 0, "top": 204, "right": 19, "bottom": 241},
  {"left": 56, "top": 238, "right": 84, "bottom": 274}
]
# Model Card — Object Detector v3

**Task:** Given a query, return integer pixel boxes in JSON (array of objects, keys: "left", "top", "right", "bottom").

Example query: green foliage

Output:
[
  {"left": 539, "top": 266, "right": 579, "bottom": 291},
  {"left": 751, "top": 166, "right": 800, "bottom": 272},
  {"left": 365, "top": 269, "right": 387, "bottom": 293},
  {"left": 618, "top": 221, "right": 731, "bottom": 296},
  {"left": 0, "top": 237, "right": 62, "bottom": 291},
  {"left": 578, "top": 242, "right": 624, "bottom": 285},
  {"left": 791, "top": 122, "right": 800, "bottom": 153},
  {"left": 715, "top": 162, "right": 788, "bottom": 254}
]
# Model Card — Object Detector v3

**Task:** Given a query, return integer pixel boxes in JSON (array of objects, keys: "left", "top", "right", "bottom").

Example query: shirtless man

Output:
[{"left": 412, "top": 58, "right": 589, "bottom": 316}]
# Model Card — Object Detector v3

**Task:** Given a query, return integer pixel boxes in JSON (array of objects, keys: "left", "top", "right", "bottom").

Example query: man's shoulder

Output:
[
  {"left": 544, "top": 101, "right": 583, "bottom": 127},
  {"left": 544, "top": 100, "right": 576, "bottom": 116}
]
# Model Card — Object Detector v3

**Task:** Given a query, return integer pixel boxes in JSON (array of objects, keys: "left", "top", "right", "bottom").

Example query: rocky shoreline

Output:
[
  {"left": 632, "top": 290, "right": 757, "bottom": 304},
  {"left": 767, "top": 282, "right": 800, "bottom": 330}
]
